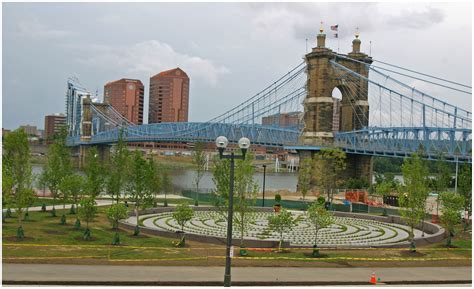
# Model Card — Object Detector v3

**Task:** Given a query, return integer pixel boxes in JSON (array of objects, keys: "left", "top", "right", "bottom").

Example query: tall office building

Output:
[
  {"left": 149, "top": 68, "right": 189, "bottom": 123},
  {"left": 44, "top": 113, "right": 66, "bottom": 142},
  {"left": 104, "top": 79, "right": 144, "bottom": 124}
]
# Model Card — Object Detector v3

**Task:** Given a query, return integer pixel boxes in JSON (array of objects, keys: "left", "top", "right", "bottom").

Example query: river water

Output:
[{"left": 32, "top": 165, "right": 298, "bottom": 192}]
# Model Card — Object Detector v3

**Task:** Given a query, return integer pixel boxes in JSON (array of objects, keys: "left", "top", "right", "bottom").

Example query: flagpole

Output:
[{"left": 338, "top": 30, "right": 340, "bottom": 53}]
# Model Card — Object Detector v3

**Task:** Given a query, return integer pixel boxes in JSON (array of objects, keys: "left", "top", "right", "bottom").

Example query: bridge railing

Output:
[
  {"left": 334, "top": 127, "right": 472, "bottom": 162},
  {"left": 67, "top": 122, "right": 302, "bottom": 148}
]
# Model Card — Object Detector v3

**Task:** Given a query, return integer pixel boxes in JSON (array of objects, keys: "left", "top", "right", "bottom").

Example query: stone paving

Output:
[{"left": 129, "top": 210, "right": 426, "bottom": 247}]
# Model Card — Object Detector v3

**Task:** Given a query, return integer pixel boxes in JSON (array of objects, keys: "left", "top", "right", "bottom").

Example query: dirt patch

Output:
[
  {"left": 4, "top": 236, "right": 35, "bottom": 242},
  {"left": 43, "top": 230, "right": 67, "bottom": 235},
  {"left": 73, "top": 236, "right": 99, "bottom": 242},
  {"left": 302, "top": 252, "right": 330, "bottom": 259},
  {"left": 129, "top": 234, "right": 150, "bottom": 239},
  {"left": 400, "top": 250, "right": 427, "bottom": 257},
  {"left": 106, "top": 228, "right": 128, "bottom": 233}
]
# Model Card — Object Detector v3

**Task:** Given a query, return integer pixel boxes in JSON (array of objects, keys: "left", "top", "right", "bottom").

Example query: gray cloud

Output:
[
  {"left": 248, "top": 3, "right": 445, "bottom": 41},
  {"left": 16, "top": 18, "right": 72, "bottom": 39},
  {"left": 76, "top": 40, "right": 229, "bottom": 86},
  {"left": 1, "top": 3, "right": 470, "bottom": 130},
  {"left": 386, "top": 7, "right": 444, "bottom": 29}
]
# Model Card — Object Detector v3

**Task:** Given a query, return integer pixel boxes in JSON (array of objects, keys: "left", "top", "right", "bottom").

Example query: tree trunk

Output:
[
  {"left": 314, "top": 226, "right": 318, "bottom": 247},
  {"left": 195, "top": 183, "right": 199, "bottom": 206},
  {"left": 135, "top": 206, "right": 139, "bottom": 227}
]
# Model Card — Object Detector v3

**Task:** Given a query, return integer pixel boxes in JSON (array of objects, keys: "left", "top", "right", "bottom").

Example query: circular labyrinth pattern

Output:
[{"left": 137, "top": 210, "right": 420, "bottom": 247}]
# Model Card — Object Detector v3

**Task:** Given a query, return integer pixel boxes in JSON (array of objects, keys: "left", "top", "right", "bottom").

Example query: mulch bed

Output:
[{"left": 4, "top": 236, "right": 35, "bottom": 242}]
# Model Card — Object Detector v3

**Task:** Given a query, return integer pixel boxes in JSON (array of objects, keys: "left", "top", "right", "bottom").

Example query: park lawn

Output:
[
  {"left": 3, "top": 207, "right": 471, "bottom": 267},
  {"left": 3, "top": 206, "right": 180, "bottom": 248},
  {"left": 30, "top": 198, "right": 62, "bottom": 207}
]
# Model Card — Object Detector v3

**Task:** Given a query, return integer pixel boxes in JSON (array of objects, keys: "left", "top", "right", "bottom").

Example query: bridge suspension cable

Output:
[
  {"left": 372, "top": 59, "right": 472, "bottom": 89},
  {"left": 334, "top": 54, "right": 472, "bottom": 94},
  {"left": 330, "top": 59, "right": 472, "bottom": 130}
]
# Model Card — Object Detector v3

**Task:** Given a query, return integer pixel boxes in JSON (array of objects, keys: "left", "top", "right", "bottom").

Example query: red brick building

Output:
[
  {"left": 104, "top": 79, "right": 144, "bottom": 124},
  {"left": 149, "top": 68, "right": 189, "bottom": 123},
  {"left": 261, "top": 111, "right": 302, "bottom": 127},
  {"left": 44, "top": 113, "right": 66, "bottom": 142}
]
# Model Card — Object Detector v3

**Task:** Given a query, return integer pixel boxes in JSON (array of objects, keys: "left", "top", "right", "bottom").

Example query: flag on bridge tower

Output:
[{"left": 331, "top": 24, "right": 339, "bottom": 38}]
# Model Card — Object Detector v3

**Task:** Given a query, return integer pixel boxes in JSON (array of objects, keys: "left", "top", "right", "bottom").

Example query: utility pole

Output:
[{"left": 262, "top": 164, "right": 267, "bottom": 207}]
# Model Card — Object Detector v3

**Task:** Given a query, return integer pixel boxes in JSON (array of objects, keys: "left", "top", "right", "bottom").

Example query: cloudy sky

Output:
[{"left": 2, "top": 2, "right": 472, "bottom": 130}]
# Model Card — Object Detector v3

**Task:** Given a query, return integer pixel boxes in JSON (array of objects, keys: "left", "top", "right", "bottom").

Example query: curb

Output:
[{"left": 3, "top": 280, "right": 472, "bottom": 286}]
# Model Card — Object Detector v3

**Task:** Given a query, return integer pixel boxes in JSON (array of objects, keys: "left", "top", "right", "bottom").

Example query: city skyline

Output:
[{"left": 2, "top": 2, "right": 472, "bottom": 130}]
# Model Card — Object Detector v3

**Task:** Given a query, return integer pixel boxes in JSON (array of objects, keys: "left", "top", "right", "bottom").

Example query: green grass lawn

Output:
[{"left": 3, "top": 205, "right": 471, "bottom": 267}]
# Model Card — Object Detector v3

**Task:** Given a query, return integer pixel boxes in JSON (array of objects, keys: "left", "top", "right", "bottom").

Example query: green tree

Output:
[
  {"left": 126, "top": 150, "right": 153, "bottom": 236},
  {"left": 78, "top": 197, "right": 97, "bottom": 240},
  {"left": 233, "top": 153, "right": 259, "bottom": 248},
  {"left": 43, "top": 128, "right": 72, "bottom": 217},
  {"left": 59, "top": 173, "right": 85, "bottom": 217},
  {"left": 313, "top": 148, "right": 347, "bottom": 204},
  {"left": 398, "top": 154, "right": 429, "bottom": 252},
  {"left": 37, "top": 170, "right": 49, "bottom": 198},
  {"left": 432, "top": 156, "right": 452, "bottom": 217},
  {"left": 84, "top": 146, "right": 105, "bottom": 198},
  {"left": 345, "top": 178, "right": 370, "bottom": 190},
  {"left": 212, "top": 153, "right": 259, "bottom": 248},
  {"left": 457, "top": 163, "right": 472, "bottom": 231},
  {"left": 2, "top": 157, "right": 14, "bottom": 219},
  {"left": 107, "top": 203, "right": 128, "bottom": 245},
  {"left": 192, "top": 142, "right": 207, "bottom": 206},
  {"left": 267, "top": 209, "right": 299, "bottom": 251},
  {"left": 439, "top": 192, "right": 464, "bottom": 247},
  {"left": 105, "top": 131, "right": 130, "bottom": 203},
  {"left": 172, "top": 203, "right": 194, "bottom": 247},
  {"left": 161, "top": 170, "right": 172, "bottom": 207},
  {"left": 306, "top": 202, "right": 333, "bottom": 256},
  {"left": 3, "top": 129, "right": 37, "bottom": 239},
  {"left": 145, "top": 157, "right": 162, "bottom": 207},
  {"left": 298, "top": 158, "right": 312, "bottom": 201}
]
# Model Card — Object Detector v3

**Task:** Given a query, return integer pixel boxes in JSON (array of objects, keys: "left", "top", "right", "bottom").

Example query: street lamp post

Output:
[
  {"left": 215, "top": 136, "right": 250, "bottom": 287},
  {"left": 262, "top": 164, "right": 267, "bottom": 208}
]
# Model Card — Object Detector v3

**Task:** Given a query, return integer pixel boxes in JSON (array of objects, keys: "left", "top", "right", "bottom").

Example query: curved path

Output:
[{"left": 129, "top": 210, "right": 427, "bottom": 247}]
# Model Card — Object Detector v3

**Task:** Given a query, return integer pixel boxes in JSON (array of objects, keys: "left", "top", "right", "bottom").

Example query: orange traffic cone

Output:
[{"left": 370, "top": 272, "right": 377, "bottom": 285}]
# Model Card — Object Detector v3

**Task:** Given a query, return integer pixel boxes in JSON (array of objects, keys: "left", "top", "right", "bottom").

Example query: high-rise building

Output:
[
  {"left": 104, "top": 79, "right": 144, "bottom": 124},
  {"left": 262, "top": 111, "right": 302, "bottom": 128},
  {"left": 44, "top": 113, "right": 66, "bottom": 142},
  {"left": 149, "top": 68, "right": 189, "bottom": 123}
]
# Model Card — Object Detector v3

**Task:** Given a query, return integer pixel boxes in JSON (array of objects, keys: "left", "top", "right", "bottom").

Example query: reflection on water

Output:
[
  {"left": 170, "top": 169, "right": 298, "bottom": 191},
  {"left": 32, "top": 165, "right": 298, "bottom": 192}
]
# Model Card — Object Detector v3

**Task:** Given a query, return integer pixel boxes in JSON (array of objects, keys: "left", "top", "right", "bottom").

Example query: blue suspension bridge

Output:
[{"left": 65, "top": 33, "right": 472, "bottom": 164}]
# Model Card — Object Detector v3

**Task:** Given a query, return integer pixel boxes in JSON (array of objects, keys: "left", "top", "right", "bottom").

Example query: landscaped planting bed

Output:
[{"left": 128, "top": 210, "right": 420, "bottom": 247}]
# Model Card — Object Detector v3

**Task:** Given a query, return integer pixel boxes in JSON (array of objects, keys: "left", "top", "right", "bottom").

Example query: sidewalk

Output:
[
  {"left": 2, "top": 199, "right": 114, "bottom": 213},
  {"left": 2, "top": 264, "right": 472, "bottom": 285}
]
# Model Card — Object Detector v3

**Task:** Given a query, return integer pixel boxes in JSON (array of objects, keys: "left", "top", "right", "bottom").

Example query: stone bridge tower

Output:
[
  {"left": 301, "top": 27, "right": 373, "bottom": 183},
  {"left": 78, "top": 95, "right": 110, "bottom": 167}
]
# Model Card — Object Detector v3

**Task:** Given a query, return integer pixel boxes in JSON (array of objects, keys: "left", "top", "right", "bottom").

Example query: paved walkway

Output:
[
  {"left": 2, "top": 199, "right": 115, "bottom": 213},
  {"left": 2, "top": 264, "right": 471, "bottom": 285},
  {"left": 3, "top": 194, "right": 189, "bottom": 213}
]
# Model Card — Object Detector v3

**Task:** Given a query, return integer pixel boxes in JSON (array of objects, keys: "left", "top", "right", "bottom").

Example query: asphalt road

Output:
[{"left": 2, "top": 264, "right": 472, "bottom": 285}]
